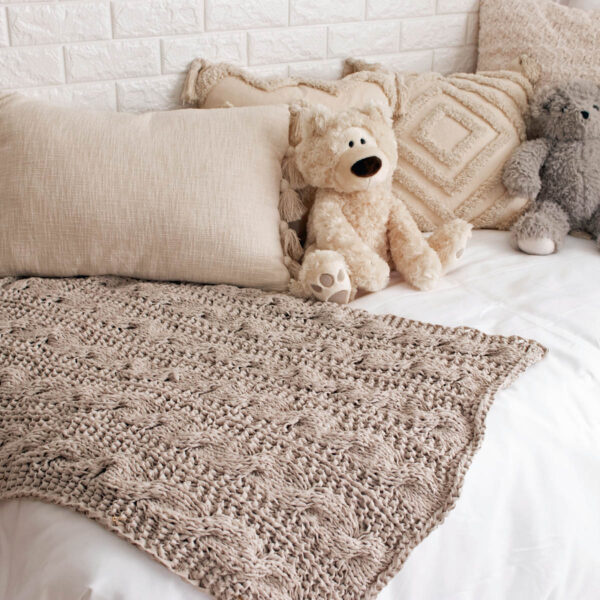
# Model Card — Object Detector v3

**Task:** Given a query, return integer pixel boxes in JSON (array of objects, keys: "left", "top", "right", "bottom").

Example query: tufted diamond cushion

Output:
[{"left": 392, "top": 70, "right": 534, "bottom": 231}]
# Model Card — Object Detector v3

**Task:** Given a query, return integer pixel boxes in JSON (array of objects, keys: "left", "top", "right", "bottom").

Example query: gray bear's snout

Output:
[
  {"left": 351, "top": 156, "right": 382, "bottom": 178},
  {"left": 582, "top": 111, "right": 590, "bottom": 120}
]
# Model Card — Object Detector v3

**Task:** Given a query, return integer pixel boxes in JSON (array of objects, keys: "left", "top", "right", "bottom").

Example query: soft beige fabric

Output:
[
  {"left": 478, "top": 0, "right": 600, "bottom": 88},
  {"left": 391, "top": 70, "right": 534, "bottom": 231},
  {"left": 181, "top": 58, "right": 397, "bottom": 118},
  {"left": 0, "top": 94, "right": 290, "bottom": 291},
  {"left": 0, "top": 276, "right": 546, "bottom": 600}
]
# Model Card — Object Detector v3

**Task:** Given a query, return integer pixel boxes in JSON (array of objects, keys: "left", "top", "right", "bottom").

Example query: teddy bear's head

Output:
[
  {"left": 288, "top": 103, "right": 397, "bottom": 194},
  {"left": 529, "top": 80, "right": 600, "bottom": 141}
]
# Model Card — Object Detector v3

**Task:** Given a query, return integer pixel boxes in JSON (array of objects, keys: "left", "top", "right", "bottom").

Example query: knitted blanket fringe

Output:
[{"left": 0, "top": 277, "right": 545, "bottom": 600}]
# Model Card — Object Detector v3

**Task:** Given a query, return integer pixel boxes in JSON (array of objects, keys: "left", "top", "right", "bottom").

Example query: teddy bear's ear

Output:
[
  {"left": 358, "top": 103, "right": 392, "bottom": 127},
  {"left": 289, "top": 102, "right": 329, "bottom": 143}
]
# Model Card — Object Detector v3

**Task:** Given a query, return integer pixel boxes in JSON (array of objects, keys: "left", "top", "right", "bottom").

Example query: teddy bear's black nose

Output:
[
  {"left": 351, "top": 156, "right": 382, "bottom": 177},
  {"left": 581, "top": 111, "right": 590, "bottom": 120}
]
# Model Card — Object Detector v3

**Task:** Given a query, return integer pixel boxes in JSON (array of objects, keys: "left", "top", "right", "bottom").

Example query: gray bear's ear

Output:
[{"left": 531, "top": 84, "right": 561, "bottom": 118}]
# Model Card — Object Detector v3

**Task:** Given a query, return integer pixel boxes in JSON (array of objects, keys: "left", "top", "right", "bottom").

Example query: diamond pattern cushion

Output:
[{"left": 392, "top": 70, "right": 534, "bottom": 231}]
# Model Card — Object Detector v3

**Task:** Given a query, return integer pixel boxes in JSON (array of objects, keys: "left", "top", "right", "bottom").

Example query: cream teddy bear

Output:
[{"left": 284, "top": 103, "right": 472, "bottom": 303}]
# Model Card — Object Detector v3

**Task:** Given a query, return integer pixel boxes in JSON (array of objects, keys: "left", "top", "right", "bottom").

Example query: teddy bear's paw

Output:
[
  {"left": 505, "top": 173, "right": 541, "bottom": 201},
  {"left": 405, "top": 251, "right": 442, "bottom": 291},
  {"left": 452, "top": 221, "right": 473, "bottom": 259},
  {"left": 502, "top": 153, "right": 543, "bottom": 200},
  {"left": 299, "top": 250, "right": 354, "bottom": 303},
  {"left": 418, "top": 271, "right": 439, "bottom": 291},
  {"left": 427, "top": 219, "right": 473, "bottom": 273},
  {"left": 412, "top": 266, "right": 439, "bottom": 291},
  {"left": 356, "top": 257, "right": 390, "bottom": 292},
  {"left": 309, "top": 268, "right": 352, "bottom": 304},
  {"left": 517, "top": 236, "right": 556, "bottom": 255}
]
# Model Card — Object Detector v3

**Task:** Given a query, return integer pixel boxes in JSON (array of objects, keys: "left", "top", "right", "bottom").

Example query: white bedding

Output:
[{"left": 1, "top": 230, "right": 599, "bottom": 600}]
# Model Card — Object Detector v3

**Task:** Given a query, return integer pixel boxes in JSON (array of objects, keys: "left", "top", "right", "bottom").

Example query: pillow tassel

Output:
[
  {"left": 279, "top": 221, "right": 303, "bottom": 263},
  {"left": 279, "top": 179, "right": 306, "bottom": 222},
  {"left": 180, "top": 58, "right": 206, "bottom": 106}
]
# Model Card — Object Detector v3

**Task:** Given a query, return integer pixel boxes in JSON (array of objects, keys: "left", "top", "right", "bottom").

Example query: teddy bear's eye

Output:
[
  {"left": 561, "top": 106, "right": 568, "bottom": 113},
  {"left": 348, "top": 141, "right": 354, "bottom": 148},
  {"left": 594, "top": 105, "right": 599, "bottom": 111},
  {"left": 360, "top": 138, "right": 366, "bottom": 145}
]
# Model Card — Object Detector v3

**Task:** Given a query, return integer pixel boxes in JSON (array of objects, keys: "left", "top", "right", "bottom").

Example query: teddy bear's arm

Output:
[
  {"left": 388, "top": 195, "right": 442, "bottom": 290},
  {"left": 311, "top": 194, "right": 390, "bottom": 291},
  {"left": 502, "top": 139, "right": 552, "bottom": 201}
]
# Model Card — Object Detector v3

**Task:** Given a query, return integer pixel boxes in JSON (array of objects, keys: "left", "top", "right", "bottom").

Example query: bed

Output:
[{"left": 1, "top": 230, "right": 599, "bottom": 599}]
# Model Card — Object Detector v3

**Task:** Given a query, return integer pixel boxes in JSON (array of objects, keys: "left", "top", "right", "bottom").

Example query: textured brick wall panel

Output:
[{"left": 0, "top": 0, "right": 480, "bottom": 111}]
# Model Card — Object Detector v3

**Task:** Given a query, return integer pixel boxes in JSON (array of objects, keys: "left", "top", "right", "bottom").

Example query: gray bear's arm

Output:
[
  {"left": 589, "top": 205, "right": 600, "bottom": 248},
  {"left": 502, "top": 139, "right": 552, "bottom": 200}
]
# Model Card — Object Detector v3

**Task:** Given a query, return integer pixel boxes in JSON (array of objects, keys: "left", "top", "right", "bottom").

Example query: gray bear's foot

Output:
[
  {"left": 512, "top": 202, "right": 570, "bottom": 255},
  {"left": 517, "top": 236, "right": 556, "bottom": 255}
]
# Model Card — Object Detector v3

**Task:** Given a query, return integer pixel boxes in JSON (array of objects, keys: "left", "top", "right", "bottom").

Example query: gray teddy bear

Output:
[{"left": 503, "top": 80, "right": 600, "bottom": 255}]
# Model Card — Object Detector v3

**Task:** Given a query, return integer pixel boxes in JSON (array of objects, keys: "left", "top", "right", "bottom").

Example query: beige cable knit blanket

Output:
[{"left": 0, "top": 277, "right": 545, "bottom": 600}]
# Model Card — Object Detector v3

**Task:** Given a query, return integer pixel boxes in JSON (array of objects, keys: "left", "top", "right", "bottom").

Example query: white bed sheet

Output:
[{"left": 1, "top": 230, "right": 599, "bottom": 600}]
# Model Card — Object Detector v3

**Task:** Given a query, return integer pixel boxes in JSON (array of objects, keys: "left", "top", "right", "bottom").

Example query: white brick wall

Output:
[
  {"left": 0, "top": 0, "right": 480, "bottom": 112},
  {"left": 8, "top": 3, "right": 111, "bottom": 46}
]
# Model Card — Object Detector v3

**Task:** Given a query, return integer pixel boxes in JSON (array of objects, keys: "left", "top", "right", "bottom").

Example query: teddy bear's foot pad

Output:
[
  {"left": 310, "top": 269, "right": 351, "bottom": 304},
  {"left": 518, "top": 237, "right": 555, "bottom": 255},
  {"left": 427, "top": 219, "right": 473, "bottom": 274}
]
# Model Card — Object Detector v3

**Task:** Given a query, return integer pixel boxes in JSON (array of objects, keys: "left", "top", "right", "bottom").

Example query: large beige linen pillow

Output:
[
  {"left": 478, "top": 0, "right": 600, "bottom": 87},
  {"left": 181, "top": 58, "right": 397, "bottom": 118},
  {"left": 0, "top": 94, "right": 290, "bottom": 291},
  {"left": 385, "top": 69, "right": 534, "bottom": 231}
]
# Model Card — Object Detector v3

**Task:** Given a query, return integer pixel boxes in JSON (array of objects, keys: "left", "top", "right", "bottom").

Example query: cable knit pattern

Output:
[{"left": 0, "top": 276, "right": 545, "bottom": 600}]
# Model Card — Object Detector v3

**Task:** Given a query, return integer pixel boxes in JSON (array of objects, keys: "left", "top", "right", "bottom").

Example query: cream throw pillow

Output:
[
  {"left": 181, "top": 58, "right": 397, "bottom": 118},
  {"left": 478, "top": 0, "right": 600, "bottom": 87},
  {"left": 0, "top": 94, "right": 290, "bottom": 291},
  {"left": 391, "top": 70, "right": 533, "bottom": 231}
]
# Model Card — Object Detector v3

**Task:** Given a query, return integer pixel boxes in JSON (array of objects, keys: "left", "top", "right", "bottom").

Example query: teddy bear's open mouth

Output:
[{"left": 351, "top": 156, "right": 382, "bottom": 177}]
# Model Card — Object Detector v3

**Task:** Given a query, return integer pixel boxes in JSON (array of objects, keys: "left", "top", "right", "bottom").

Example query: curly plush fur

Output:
[
  {"left": 504, "top": 80, "right": 600, "bottom": 254},
  {"left": 286, "top": 103, "right": 472, "bottom": 303}
]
